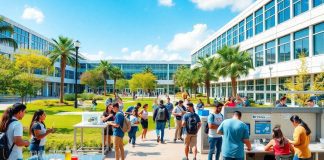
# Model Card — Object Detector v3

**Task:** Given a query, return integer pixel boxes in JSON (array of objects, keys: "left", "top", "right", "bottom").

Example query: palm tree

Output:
[
  {"left": 143, "top": 66, "right": 153, "bottom": 73},
  {"left": 217, "top": 45, "right": 254, "bottom": 97},
  {"left": 0, "top": 16, "right": 18, "bottom": 50},
  {"left": 48, "top": 36, "right": 76, "bottom": 103},
  {"left": 173, "top": 65, "right": 189, "bottom": 92},
  {"left": 109, "top": 66, "right": 124, "bottom": 95},
  {"left": 97, "top": 60, "right": 111, "bottom": 96},
  {"left": 194, "top": 56, "right": 219, "bottom": 104}
]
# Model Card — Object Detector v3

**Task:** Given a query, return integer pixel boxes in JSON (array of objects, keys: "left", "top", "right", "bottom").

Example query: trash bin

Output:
[{"left": 197, "top": 116, "right": 209, "bottom": 154}]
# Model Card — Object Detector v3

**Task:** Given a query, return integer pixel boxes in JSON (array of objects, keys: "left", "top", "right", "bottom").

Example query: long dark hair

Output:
[
  {"left": 290, "top": 115, "right": 311, "bottom": 135},
  {"left": 105, "top": 103, "right": 113, "bottom": 114},
  {"left": 272, "top": 126, "right": 287, "bottom": 147},
  {"left": 0, "top": 103, "right": 26, "bottom": 132},
  {"left": 29, "top": 109, "right": 46, "bottom": 136}
]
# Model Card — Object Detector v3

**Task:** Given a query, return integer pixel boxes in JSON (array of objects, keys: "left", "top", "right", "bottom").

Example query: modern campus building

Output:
[
  {"left": 0, "top": 15, "right": 190, "bottom": 97},
  {"left": 191, "top": 0, "right": 324, "bottom": 105}
]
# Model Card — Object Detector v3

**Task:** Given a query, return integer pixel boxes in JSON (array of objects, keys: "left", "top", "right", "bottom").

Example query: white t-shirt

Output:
[
  {"left": 172, "top": 106, "right": 184, "bottom": 119},
  {"left": 130, "top": 115, "right": 139, "bottom": 127},
  {"left": 6, "top": 117, "right": 23, "bottom": 160},
  {"left": 207, "top": 113, "right": 223, "bottom": 138}
]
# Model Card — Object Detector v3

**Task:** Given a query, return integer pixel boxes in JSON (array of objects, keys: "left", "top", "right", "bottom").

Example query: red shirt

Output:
[
  {"left": 226, "top": 101, "right": 236, "bottom": 108},
  {"left": 273, "top": 139, "right": 291, "bottom": 156}
]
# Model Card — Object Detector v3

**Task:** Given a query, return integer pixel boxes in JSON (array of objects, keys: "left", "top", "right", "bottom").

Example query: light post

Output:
[
  {"left": 74, "top": 40, "right": 80, "bottom": 108},
  {"left": 269, "top": 66, "right": 273, "bottom": 105}
]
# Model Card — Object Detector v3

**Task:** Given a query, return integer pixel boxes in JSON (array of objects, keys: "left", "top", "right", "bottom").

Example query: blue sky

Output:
[{"left": 0, "top": 0, "right": 254, "bottom": 61}]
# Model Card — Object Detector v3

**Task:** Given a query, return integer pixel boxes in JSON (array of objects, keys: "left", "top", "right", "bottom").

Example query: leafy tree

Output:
[
  {"left": 0, "top": 16, "right": 18, "bottom": 50},
  {"left": 80, "top": 70, "right": 104, "bottom": 93},
  {"left": 0, "top": 55, "right": 17, "bottom": 94},
  {"left": 116, "top": 79, "right": 129, "bottom": 93},
  {"left": 48, "top": 36, "right": 76, "bottom": 103},
  {"left": 96, "top": 60, "right": 111, "bottom": 96},
  {"left": 193, "top": 56, "right": 219, "bottom": 104},
  {"left": 217, "top": 45, "right": 253, "bottom": 97},
  {"left": 173, "top": 65, "right": 188, "bottom": 92},
  {"left": 109, "top": 66, "right": 124, "bottom": 95},
  {"left": 15, "top": 49, "right": 52, "bottom": 74},
  {"left": 143, "top": 66, "right": 153, "bottom": 73},
  {"left": 129, "top": 72, "right": 157, "bottom": 98}
]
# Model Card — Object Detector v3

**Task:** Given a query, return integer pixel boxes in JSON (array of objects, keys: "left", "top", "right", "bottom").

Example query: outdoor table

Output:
[
  {"left": 244, "top": 143, "right": 324, "bottom": 160},
  {"left": 73, "top": 122, "right": 110, "bottom": 156}
]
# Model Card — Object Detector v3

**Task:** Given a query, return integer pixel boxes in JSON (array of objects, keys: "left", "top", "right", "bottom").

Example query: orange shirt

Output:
[{"left": 291, "top": 125, "right": 311, "bottom": 158}]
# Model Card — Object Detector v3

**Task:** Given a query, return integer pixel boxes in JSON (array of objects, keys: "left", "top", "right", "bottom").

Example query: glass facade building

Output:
[{"left": 191, "top": 0, "right": 324, "bottom": 106}]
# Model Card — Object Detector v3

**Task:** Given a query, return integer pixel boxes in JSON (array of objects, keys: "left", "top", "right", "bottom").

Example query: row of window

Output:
[
  {"left": 13, "top": 27, "right": 29, "bottom": 49},
  {"left": 192, "top": 0, "right": 323, "bottom": 64}
]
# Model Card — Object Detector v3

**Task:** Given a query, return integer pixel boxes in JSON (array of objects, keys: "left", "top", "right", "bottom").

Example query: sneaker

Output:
[
  {"left": 182, "top": 158, "right": 189, "bottom": 160},
  {"left": 161, "top": 141, "right": 166, "bottom": 144},
  {"left": 179, "top": 138, "right": 184, "bottom": 141},
  {"left": 157, "top": 136, "right": 160, "bottom": 143}
]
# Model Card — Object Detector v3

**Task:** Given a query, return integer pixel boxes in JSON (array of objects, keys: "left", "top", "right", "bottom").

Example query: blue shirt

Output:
[
  {"left": 113, "top": 112, "right": 125, "bottom": 138},
  {"left": 182, "top": 112, "right": 201, "bottom": 134},
  {"left": 125, "top": 106, "right": 135, "bottom": 118},
  {"left": 217, "top": 118, "right": 249, "bottom": 158},
  {"left": 165, "top": 102, "right": 174, "bottom": 113},
  {"left": 244, "top": 100, "right": 251, "bottom": 107}
]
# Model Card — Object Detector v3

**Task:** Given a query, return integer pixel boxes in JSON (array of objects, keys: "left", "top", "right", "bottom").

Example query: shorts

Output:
[
  {"left": 184, "top": 134, "right": 197, "bottom": 147},
  {"left": 104, "top": 126, "right": 113, "bottom": 135},
  {"left": 141, "top": 119, "right": 148, "bottom": 129}
]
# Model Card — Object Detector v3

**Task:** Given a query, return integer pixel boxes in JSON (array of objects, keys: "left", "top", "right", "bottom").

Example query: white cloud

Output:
[
  {"left": 167, "top": 24, "right": 212, "bottom": 52},
  {"left": 191, "top": 0, "right": 254, "bottom": 12},
  {"left": 21, "top": 6, "right": 44, "bottom": 23},
  {"left": 123, "top": 44, "right": 183, "bottom": 61},
  {"left": 82, "top": 51, "right": 113, "bottom": 60},
  {"left": 158, "top": 0, "right": 175, "bottom": 7},
  {"left": 121, "top": 48, "right": 129, "bottom": 53}
]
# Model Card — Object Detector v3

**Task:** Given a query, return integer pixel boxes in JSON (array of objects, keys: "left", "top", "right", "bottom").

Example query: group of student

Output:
[
  {"left": 206, "top": 103, "right": 313, "bottom": 160},
  {"left": 0, "top": 103, "right": 54, "bottom": 160}
]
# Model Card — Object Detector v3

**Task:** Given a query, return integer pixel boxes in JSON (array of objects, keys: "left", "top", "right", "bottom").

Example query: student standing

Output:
[
  {"left": 165, "top": 97, "right": 174, "bottom": 129},
  {"left": 0, "top": 103, "right": 30, "bottom": 160},
  {"left": 29, "top": 110, "right": 54, "bottom": 159},
  {"left": 139, "top": 104, "right": 149, "bottom": 141},
  {"left": 217, "top": 111, "right": 252, "bottom": 160},
  {"left": 153, "top": 100, "right": 169, "bottom": 143},
  {"left": 107, "top": 103, "right": 125, "bottom": 160},
  {"left": 207, "top": 103, "right": 224, "bottom": 160},
  {"left": 172, "top": 100, "right": 185, "bottom": 142},
  {"left": 289, "top": 115, "right": 311, "bottom": 160},
  {"left": 182, "top": 103, "right": 201, "bottom": 160},
  {"left": 128, "top": 109, "right": 140, "bottom": 147},
  {"left": 101, "top": 103, "right": 115, "bottom": 152}
]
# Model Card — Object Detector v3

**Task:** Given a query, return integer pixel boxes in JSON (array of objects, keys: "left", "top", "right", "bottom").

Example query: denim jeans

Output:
[
  {"left": 128, "top": 126, "right": 138, "bottom": 145},
  {"left": 29, "top": 144, "right": 45, "bottom": 160},
  {"left": 156, "top": 121, "right": 166, "bottom": 142},
  {"left": 208, "top": 137, "right": 222, "bottom": 160},
  {"left": 223, "top": 157, "right": 244, "bottom": 160},
  {"left": 293, "top": 155, "right": 311, "bottom": 160}
]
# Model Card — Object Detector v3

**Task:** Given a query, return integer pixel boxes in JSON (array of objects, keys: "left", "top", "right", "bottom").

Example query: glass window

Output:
[
  {"left": 255, "top": 8, "right": 264, "bottom": 35},
  {"left": 279, "top": 77, "right": 290, "bottom": 91},
  {"left": 217, "top": 36, "right": 221, "bottom": 50},
  {"left": 313, "top": 22, "right": 324, "bottom": 55},
  {"left": 265, "top": 0, "right": 275, "bottom": 30},
  {"left": 293, "top": 0, "right": 309, "bottom": 16},
  {"left": 265, "top": 40, "right": 276, "bottom": 65},
  {"left": 255, "top": 44, "right": 264, "bottom": 67},
  {"left": 239, "top": 20, "right": 245, "bottom": 42},
  {"left": 278, "top": 35, "right": 291, "bottom": 62},
  {"left": 314, "top": 0, "right": 324, "bottom": 7},
  {"left": 247, "top": 80, "right": 254, "bottom": 91},
  {"left": 232, "top": 25, "right": 238, "bottom": 45},
  {"left": 266, "top": 93, "right": 276, "bottom": 103},
  {"left": 211, "top": 39, "right": 217, "bottom": 54},
  {"left": 294, "top": 28, "right": 309, "bottom": 59},
  {"left": 277, "top": 0, "right": 290, "bottom": 24},
  {"left": 266, "top": 78, "right": 276, "bottom": 91},
  {"left": 227, "top": 28, "right": 232, "bottom": 46},
  {"left": 256, "top": 79, "right": 264, "bottom": 91},
  {"left": 238, "top": 81, "right": 245, "bottom": 91},
  {"left": 221, "top": 33, "right": 226, "bottom": 47},
  {"left": 246, "top": 14, "right": 253, "bottom": 39}
]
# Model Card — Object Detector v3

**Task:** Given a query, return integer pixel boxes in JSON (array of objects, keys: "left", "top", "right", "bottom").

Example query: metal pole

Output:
[
  {"left": 74, "top": 46, "right": 79, "bottom": 108},
  {"left": 269, "top": 66, "right": 272, "bottom": 105}
]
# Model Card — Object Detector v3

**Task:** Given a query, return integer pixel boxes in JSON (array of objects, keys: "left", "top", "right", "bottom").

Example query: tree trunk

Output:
[
  {"left": 113, "top": 79, "right": 116, "bottom": 95},
  {"left": 104, "top": 79, "right": 107, "bottom": 96},
  {"left": 231, "top": 77, "right": 237, "bottom": 97},
  {"left": 206, "top": 80, "right": 211, "bottom": 104},
  {"left": 60, "top": 57, "right": 66, "bottom": 103}
]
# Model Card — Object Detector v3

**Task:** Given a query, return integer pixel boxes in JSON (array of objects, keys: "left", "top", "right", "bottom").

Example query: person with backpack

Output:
[
  {"left": 29, "top": 109, "right": 54, "bottom": 160},
  {"left": 153, "top": 100, "right": 169, "bottom": 144},
  {"left": 165, "top": 97, "right": 174, "bottom": 130},
  {"left": 0, "top": 103, "right": 29, "bottom": 160},
  {"left": 172, "top": 100, "right": 185, "bottom": 143},
  {"left": 182, "top": 103, "right": 201, "bottom": 160},
  {"left": 207, "top": 103, "right": 224, "bottom": 160},
  {"left": 128, "top": 109, "right": 140, "bottom": 147},
  {"left": 125, "top": 103, "right": 141, "bottom": 119},
  {"left": 107, "top": 103, "right": 125, "bottom": 160}
]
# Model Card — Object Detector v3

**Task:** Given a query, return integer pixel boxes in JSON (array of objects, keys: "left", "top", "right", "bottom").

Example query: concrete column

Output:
[
  {"left": 46, "top": 82, "right": 49, "bottom": 97},
  {"left": 309, "top": 25, "right": 314, "bottom": 57},
  {"left": 290, "top": 0, "right": 294, "bottom": 18},
  {"left": 290, "top": 33, "right": 294, "bottom": 60}
]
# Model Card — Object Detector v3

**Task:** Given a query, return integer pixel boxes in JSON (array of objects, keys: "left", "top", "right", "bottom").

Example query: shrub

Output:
[
  {"left": 63, "top": 94, "right": 76, "bottom": 101},
  {"left": 79, "top": 93, "right": 95, "bottom": 100},
  {"left": 93, "top": 95, "right": 104, "bottom": 100}
]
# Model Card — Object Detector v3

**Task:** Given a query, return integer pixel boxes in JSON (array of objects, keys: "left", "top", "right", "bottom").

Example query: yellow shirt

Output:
[{"left": 292, "top": 125, "right": 311, "bottom": 158}]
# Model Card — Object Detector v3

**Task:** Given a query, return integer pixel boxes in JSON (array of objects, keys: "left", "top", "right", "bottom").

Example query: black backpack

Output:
[
  {"left": 186, "top": 114, "right": 199, "bottom": 134},
  {"left": 156, "top": 107, "right": 166, "bottom": 121},
  {"left": 204, "top": 113, "right": 223, "bottom": 134},
  {"left": 0, "top": 119, "right": 17, "bottom": 160}
]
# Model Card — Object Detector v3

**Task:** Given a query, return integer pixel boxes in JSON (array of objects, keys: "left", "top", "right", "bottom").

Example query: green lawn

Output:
[{"left": 0, "top": 98, "right": 174, "bottom": 158}]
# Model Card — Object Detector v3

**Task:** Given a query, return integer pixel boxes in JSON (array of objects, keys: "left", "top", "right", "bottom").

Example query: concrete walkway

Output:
[{"left": 120, "top": 128, "right": 208, "bottom": 160}]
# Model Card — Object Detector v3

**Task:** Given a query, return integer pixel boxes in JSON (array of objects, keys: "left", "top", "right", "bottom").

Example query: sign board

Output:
[
  {"left": 252, "top": 114, "right": 271, "bottom": 120},
  {"left": 82, "top": 112, "right": 101, "bottom": 125},
  {"left": 255, "top": 120, "right": 271, "bottom": 134}
]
